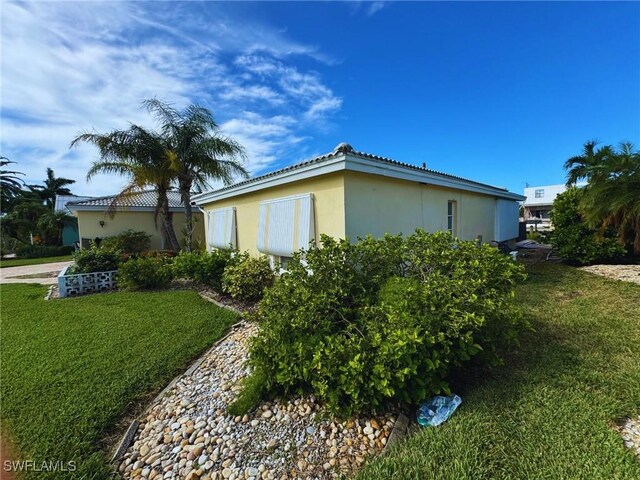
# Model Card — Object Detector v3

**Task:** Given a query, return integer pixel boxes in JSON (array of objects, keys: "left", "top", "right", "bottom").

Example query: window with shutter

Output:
[
  {"left": 256, "top": 193, "right": 315, "bottom": 256},
  {"left": 207, "top": 207, "right": 236, "bottom": 249}
]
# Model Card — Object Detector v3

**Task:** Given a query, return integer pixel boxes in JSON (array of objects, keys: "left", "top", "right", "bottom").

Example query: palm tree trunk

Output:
[
  {"left": 179, "top": 176, "right": 194, "bottom": 252},
  {"left": 156, "top": 188, "right": 180, "bottom": 251}
]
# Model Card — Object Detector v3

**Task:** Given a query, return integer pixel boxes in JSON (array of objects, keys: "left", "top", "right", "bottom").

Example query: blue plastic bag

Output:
[{"left": 417, "top": 394, "right": 463, "bottom": 427}]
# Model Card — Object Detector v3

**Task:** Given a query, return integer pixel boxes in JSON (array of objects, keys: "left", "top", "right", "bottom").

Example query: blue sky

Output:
[{"left": 1, "top": 1, "right": 638, "bottom": 196}]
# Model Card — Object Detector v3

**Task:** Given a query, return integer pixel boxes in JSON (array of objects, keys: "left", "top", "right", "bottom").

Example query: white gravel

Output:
[
  {"left": 619, "top": 416, "right": 640, "bottom": 458},
  {"left": 579, "top": 264, "right": 640, "bottom": 285},
  {"left": 118, "top": 323, "right": 397, "bottom": 480}
]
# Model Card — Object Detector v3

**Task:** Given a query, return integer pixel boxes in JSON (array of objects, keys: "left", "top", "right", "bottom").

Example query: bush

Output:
[
  {"left": 71, "top": 247, "right": 120, "bottom": 274},
  {"left": 100, "top": 230, "right": 151, "bottom": 255},
  {"left": 551, "top": 188, "right": 626, "bottom": 265},
  {"left": 173, "top": 249, "right": 235, "bottom": 291},
  {"left": 222, "top": 254, "right": 274, "bottom": 302},
  {"left": 140, "top": 250, "right": 178, "bottom": 259},
  {"left": 247, "top": 230, "right": 527, "bottom": 414},
  {"left": 118, "top": 257, "right": 174, "bottom": 290},
  {"left": 15, "top": 244, "right": 74, "bottom": 259}
]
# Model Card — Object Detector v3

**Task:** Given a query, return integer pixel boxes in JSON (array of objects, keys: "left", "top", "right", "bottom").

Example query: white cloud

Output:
[
  {"left": 0, "top": 1, "right": 341, "bottom": 196},
  {"left": 234, "top": 55, "right": 342, "bottom": 122},
  {"left": 367, "top": 2, "right": 386, "bottom": 16}
]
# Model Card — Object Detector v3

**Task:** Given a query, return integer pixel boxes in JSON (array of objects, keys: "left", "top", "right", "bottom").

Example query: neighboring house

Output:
[
  {"left": 193, "top": 143, "right": 525, "bottom": 265},
  {"left": 55, "top": 194, "right": 94, "bottom": 246},
  {"left": 522, "top": 183, "right": 585, "bottom": 230},
  {"left": 66, "top": 190, "right": 204, "bottom": 249}
]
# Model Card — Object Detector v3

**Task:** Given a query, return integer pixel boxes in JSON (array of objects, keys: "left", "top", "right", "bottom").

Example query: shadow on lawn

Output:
[{"left": 448, "top": 262, "right": 585, "bottom": 401}]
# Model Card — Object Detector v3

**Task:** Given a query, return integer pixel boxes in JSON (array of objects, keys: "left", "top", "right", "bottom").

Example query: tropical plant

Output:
[
  {"left": 72, "top": 246, "right": 120, "bottom": 273},
  {"left": 100, "top": 229, "right": 152, "bottom": 255},
  {"left": 142, "top": 99, "right": 248, "bottom": 251},
  {"left": 0, "top": 157, "right": 25, "bottom": 210},
  {"left": 37, "top": 210, "right": 76, "bottom": 245},
  {"left": 29, "top": 167, "right": 75, "bottom": 208},
  {"left": 246, "top": 231, "right": 527, "bottom": 414},
  {"left": 222, "top": 253, "right": 274, "bottom": 302},
  {"left": 172, "top": 249, "right": 235, "bottom": 291},
  {"left": 564, "top": 141, "right": 640, "bottom": 253},
  {"left": 118, "top": 256, "right": 174, "bottom": 290},
  {"left": 551, "top": 187, "right": 626, "bottom": 265},
  {"left": 0, "top": 190, "right": 50, "bottom": 244},
  {"left": 71, "top": 125, "right": 181, "bottom": 251}
]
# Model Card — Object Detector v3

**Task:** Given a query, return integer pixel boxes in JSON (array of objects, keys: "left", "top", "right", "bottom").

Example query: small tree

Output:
[
  {"left": 564, "top": 141, "right": 640, "bottom": 253},
  {"left": 30, "top": 168, "right": 75, "bottom": 209},
  {"left": 551, "top": 187, "right": 625, "bottom": 265}
]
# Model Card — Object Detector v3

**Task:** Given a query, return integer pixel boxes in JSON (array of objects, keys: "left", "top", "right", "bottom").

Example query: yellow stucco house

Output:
[
  {"left": 193, "top": 143, "right": 525, "bottom": 264},
  {"left": 67, "top": 191, "right": 204, "bottom": 249}
]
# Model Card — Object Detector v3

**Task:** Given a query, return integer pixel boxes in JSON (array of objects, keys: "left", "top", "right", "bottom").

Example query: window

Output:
[
  {"left": 207, "top": 207, "right": 236, "bottom": 249},
  {"left": 257, "top": 193, "right": 315, "bottom": 256},
  {"left": 535, "top": 189, "right": 544, "bottom": 198},
  {"left": 447, "top": 200, "right": 457, "bottom": 236}
]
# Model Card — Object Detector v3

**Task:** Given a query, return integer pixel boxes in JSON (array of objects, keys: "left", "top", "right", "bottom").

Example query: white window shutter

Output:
[
  {"left": 207, "top": 207, "right": 236, "bottom": 249},
  {"left": 257, "top": 193, "right": 315, "bottom": 256}
]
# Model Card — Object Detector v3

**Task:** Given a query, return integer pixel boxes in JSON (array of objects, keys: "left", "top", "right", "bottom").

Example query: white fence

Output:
[{"left": 58, "top": 266, "right": 118, "bottom": 298}]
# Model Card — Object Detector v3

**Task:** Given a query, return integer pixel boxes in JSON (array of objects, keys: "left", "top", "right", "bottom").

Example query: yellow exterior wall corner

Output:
[
  {"left": 76, "top": 210, "right": 204, "bottom": 250},
  {"left": 199, "top": 173, "right": 346, "bottom": 256},
  {"left": 343, "top": 171, "right": 498, "bottom": 242}
]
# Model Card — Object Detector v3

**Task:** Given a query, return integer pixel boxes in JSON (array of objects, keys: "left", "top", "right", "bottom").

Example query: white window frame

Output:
[
  {"left": 535, "top": 189, "right": 544, "bottom": 198},
  {"left": 447, "top": 200, "right": 457, "bottom": 236}
]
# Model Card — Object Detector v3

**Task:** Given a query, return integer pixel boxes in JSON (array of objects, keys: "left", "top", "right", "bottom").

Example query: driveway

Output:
[{"left": 0, "top": 261, "right": 72, "bottom": 284}]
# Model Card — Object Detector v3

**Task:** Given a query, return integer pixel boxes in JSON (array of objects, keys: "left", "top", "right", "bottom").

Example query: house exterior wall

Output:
[
  {"left": 522, "top": 183, "right": 584, "bottom": 207},
  {"left": 199, "top": 173, "right": 346, "bottom": 256},
  {"left": 343, "top": 171, "right": 501, "bottom": 242},
  {"left": 75, "top": 210, "right": 204, "bottom": 250}
]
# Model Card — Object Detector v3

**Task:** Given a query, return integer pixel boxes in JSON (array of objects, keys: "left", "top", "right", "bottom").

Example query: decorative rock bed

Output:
[
  {"left": 579, "top": 264, "right": 640, "bottom": 285},
  {"left": 619, "top": 416, "right": 640, "bottom": 458},
  {"left": 118, "top": 323, "right": 399, "bottom": 480}
]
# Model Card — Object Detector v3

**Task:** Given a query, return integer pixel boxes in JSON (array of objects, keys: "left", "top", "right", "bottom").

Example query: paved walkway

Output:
[{"left": 0, "top": 261, "right": 72, "bottom": 284}]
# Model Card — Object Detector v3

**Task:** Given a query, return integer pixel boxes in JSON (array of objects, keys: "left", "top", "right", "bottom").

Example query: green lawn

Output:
[
  {"left": 0, "top": 255, "right": 73, "bottom": 268},
  {"left": 0, "top": 285, "right": 238, "bottom": 479},
  {"left": 360, "top": 263, "right": 640, "bottom": 479}
]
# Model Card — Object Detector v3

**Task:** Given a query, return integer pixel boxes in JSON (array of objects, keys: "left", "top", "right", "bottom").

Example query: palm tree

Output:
[
  {"left": 30, "top": 168, "right": 76, "bottom": 208},
  {"left": 1, "top": 157, "right": 25, "bottom": 210},
  {"left": 71, "top": 126, "right": 181, "bottom": 251},
  {"left": 143, "top": 99, "right": 248, "bottom": 250},
  {"left": 565, "top": 141, "right": 640, "bottom": 253},
  {"left": 37, "top": 210, "right": 76, "bottom": 245}
]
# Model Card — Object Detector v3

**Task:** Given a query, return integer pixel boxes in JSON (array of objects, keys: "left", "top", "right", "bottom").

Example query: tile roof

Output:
[
  {"left": 199, "top": 143, "right": 510, "bottom": 198},
  {"left": 67, "top": 190, "right": 184, "bottom": 209},
  {"left": 54, "top": 195, "right": 95, "bottom": 213}
]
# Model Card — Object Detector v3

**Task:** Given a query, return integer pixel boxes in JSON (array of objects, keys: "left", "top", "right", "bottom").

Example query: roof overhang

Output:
[
  {"left": 67, "top": 205, "right": 185, "bottom": 213},
  {"left": 193, "top": 153, "right": 525, "bottom": 204}
]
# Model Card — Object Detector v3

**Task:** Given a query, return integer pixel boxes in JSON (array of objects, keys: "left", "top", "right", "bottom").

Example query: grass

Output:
[
  {"left": 359, "top": 262, "right": 640, "bottom": 479},
  {"left": 0, "top": 255, "right": 73, "bottom": 268},
  {"left": 0, "top": 284, "right": 238, "bottom": 479}
]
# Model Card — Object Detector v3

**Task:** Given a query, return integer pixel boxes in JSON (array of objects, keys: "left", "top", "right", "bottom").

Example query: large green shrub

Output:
[
  {"left": 100, "top": 230, "right": 151, "bottom": 255},
  {"left": 118, "top": 257, "right": 174, "bottom": 290},
  {"left": 551, "top": 188, "right": 626, "bottom": 265},
  {"left": 15, "top": 244, "right": 74, "bottom": 259},
  {"left": 173, "top": 249, "right": 235, "bottom": 291},
  {"left": 222, "top": 254, "right": 274, "bottom": 302},
  {"left": 72, "top": 247, "right": 120, "bottom": 273},
  {"left": 248, "top": 230, "right": 527, "bottom": 414}
]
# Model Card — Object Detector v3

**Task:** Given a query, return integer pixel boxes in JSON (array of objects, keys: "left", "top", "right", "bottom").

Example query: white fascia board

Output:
[
  {"left": 193, "top": 155, "right": 348, "bottom": 205},
  {"left": 193, "top": 152, "right": 525, "bottom": 205},
  {"left": 344, "top": 156, "right": 526, "bottom": 201}
]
